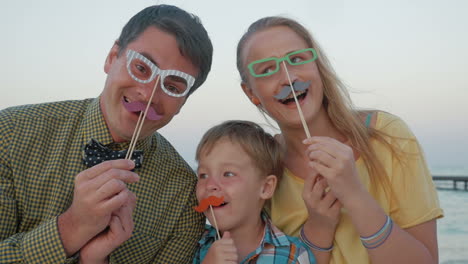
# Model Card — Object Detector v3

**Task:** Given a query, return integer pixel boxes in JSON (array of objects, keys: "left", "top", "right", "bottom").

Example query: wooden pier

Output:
[{"left": 432, "top": 175, "right": 468, "bottom": 191}]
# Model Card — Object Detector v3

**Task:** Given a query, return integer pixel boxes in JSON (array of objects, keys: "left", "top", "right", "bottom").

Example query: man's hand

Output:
[
  {"left": 58, "top": 159, "right": 139, "bottom": 256},
  {"left": 79, "top": 192, "right": 137, "bottom": 264}
]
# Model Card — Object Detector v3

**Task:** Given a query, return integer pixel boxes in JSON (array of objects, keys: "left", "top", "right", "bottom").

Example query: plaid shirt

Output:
[
  {"left": 0, "top": 98, "right": 204, "bottom": 263},
  {"left": 193, "top": 213, "right": 316, "bottom": 264}
]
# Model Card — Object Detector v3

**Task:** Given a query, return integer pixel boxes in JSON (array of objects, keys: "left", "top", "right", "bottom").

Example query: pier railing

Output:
[{"left": 432, "top": 175, "right": 468, "bottom": 191}]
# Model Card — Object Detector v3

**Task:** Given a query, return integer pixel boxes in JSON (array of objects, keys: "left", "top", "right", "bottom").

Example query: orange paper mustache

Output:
[{"left": 194, "top": 196, "right": 224, "bottom": 213}]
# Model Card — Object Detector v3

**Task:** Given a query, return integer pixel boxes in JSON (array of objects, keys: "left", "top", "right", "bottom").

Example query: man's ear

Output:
[
  {"left": 104, "top": 42, "right": 120, "bottom": 74},
  {"left": 241, "top": 82, "right": 261, "bottom": 106},
  {"left": 260, "top": 175, "right": 277, "bottom": 200}
]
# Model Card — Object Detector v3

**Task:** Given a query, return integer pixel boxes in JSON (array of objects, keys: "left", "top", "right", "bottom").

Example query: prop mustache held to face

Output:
[
  {"left": 273, "top": 80, "right": 311, "bottom": 100},
  {"left": 194, "top": 196, "right": 225, "bottom": 240},
  {"left": 194, "top": 196, "right": 225, "bottom": 213}
]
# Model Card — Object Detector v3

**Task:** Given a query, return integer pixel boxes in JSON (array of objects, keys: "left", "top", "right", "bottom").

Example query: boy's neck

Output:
[{"left": 226, "top": 215, "right": 266, "bottom": 261}]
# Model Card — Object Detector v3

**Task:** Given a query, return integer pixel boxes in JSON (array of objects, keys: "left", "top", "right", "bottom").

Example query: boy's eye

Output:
[
  {"left": 198, "top": 173, "right": 208, "bottom": 179},
  {"left": 224, "top": 171, "right": 235, "bottom": 177}
]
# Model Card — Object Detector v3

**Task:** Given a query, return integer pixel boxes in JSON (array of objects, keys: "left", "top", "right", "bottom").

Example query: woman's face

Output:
[{"left": 241, "top": 26, "right": 325, "bottom": 129}]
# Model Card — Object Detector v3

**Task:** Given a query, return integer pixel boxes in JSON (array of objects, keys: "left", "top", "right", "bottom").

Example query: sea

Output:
[
  {"left": 438, "top": 189, "right": 468, "bottom": 264},
  {"left": 433, "top": 168, "right": 468, "bottom": 264}
]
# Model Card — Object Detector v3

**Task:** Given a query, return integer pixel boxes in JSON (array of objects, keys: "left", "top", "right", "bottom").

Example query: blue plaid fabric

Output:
[{"left": 193, "top": 213, "right": 316, "bottom": 264}]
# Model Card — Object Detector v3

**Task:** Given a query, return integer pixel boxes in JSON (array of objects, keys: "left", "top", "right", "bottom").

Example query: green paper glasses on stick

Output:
[{"left": 247, "top": 48, "right": 317, "bottom": 78}]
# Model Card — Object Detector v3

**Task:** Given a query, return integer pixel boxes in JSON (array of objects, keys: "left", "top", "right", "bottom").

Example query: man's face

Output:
[{"left": 101, "top": 26, "right": 199, "bottom": 142}]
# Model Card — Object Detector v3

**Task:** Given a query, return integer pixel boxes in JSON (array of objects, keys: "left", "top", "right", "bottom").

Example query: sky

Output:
[{"left": 1, "top": 0, "right": 467, "bottom": 174}]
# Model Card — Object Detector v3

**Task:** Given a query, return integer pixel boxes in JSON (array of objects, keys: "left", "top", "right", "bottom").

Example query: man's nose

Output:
[{"left": 136, "top": 76, "right": 161, "bottom": 103}]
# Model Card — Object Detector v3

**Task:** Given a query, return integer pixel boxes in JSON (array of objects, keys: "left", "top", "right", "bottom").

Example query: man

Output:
[{"left": 0, "top": 5, "right": 212, "bottom": 263}]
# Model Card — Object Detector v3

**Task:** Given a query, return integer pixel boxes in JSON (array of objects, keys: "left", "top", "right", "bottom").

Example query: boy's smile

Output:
[{"left": 196, "top": 137, "right": 268, "bottom": 232}]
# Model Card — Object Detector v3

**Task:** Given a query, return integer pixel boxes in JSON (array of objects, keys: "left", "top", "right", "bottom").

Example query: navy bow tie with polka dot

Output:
[{"left": 83, "top": 139, "right": 143, "bottom": 168}]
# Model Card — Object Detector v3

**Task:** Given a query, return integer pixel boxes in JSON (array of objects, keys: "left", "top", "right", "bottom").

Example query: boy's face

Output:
[{"left": 196, "top": 138, "right": 274, "bottom": 232}]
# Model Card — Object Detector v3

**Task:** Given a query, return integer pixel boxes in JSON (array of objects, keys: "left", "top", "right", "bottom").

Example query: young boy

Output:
[{"left": 193, "top": 120, "right": 316, "bottom": 264}]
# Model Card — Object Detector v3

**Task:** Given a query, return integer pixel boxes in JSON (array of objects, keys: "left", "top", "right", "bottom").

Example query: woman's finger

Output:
[
  {"left": 322, "top": 191, "right": 339, "bottom": 209},
  {"left": 303, "top": 172, "right": 324, "bottom": 202},
  {"left": 308, "top": 161, "right": 332, "bottom": 179},
  {"left": 307, "top": 149, "right": 336, "bottom": 168},
  {"left": 307, "top": 137, "right": 351, "bottom": 161}
]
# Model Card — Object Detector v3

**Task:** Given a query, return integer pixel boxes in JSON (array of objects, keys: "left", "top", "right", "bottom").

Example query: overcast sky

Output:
[{"left": 1, "top": 0, "right": 467, "bottom": 174}]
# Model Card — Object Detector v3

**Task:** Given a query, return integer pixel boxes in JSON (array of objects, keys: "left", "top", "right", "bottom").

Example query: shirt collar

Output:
[
  {"left": 199, "top": 212, "right": 291, "bottom": 248},
  {"left": 261, "top": 211, "right": 291, "bottom": 247},
  {"left": 198, "top": 224, "right": 217, "bottom": 246},
  {"left": 80, "top": 97, "right": 153, "bottom": 152}
]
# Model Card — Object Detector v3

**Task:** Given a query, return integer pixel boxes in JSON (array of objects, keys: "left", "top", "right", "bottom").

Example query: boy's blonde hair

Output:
[{"left": 196, "top": 120, "right": 284, "bottom": 181}]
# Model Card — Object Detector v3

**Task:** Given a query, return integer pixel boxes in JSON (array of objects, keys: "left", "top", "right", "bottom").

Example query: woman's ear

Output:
[
  {"left": 104, "top": 42, "right": 120, "bottom": 74},
  {"left": 241, "top": 83, "right": 261, "bottom": 106},
  {"left": 260, "top": 175, "right": 277, "bottom": 200}
]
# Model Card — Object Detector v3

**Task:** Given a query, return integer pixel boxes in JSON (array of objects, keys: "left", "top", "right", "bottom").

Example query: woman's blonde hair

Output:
[{"left": 236, "top": 16, "right": 401, "bottom": 197}]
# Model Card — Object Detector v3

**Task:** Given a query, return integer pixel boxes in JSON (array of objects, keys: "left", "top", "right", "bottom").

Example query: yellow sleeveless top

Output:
[{"left": 266, "top": 112, "right": 443, "bottom": 264}]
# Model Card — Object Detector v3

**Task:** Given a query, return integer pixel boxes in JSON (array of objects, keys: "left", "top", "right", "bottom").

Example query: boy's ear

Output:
[
  {"left": 241, "top": 83, "right": 261, "bottom": 106},
  {"left": 104, "top": 42, "right": 120, "bottom": 74},
  {"left": 260, "top": 175, "right": 277, "bottom": 200}
]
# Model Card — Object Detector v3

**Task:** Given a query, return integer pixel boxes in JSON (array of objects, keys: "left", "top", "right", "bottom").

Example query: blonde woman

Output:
[{"left": 236, "top": 16, "right": 443, "bottom": 264}]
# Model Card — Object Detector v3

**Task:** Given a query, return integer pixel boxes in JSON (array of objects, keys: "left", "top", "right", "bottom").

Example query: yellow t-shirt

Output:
[{"left": 266, "top": 112, "right": 444, "bottom": 264}]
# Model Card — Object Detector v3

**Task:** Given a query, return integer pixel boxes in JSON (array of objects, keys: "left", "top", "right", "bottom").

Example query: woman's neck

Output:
[{"left": 277, "top": 111, "right": 345, "bottom": 179}]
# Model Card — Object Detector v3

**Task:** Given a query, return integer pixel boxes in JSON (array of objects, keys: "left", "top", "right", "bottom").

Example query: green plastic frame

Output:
[{"left": 247, "top": 48, "right": 318, "bottom": 78}]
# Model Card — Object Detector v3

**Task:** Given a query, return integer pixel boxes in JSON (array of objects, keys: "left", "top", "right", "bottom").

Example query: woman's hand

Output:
[
  {"left": 302, "top": 168, "right": 341, "bottom": 248},
  {"left": 302, "top": 169, "right": 341, "bottom": 230},
  {"left": 303, "top": 136, "right": 367, "bottom": 206},
  {"left": 301, "top": 167, "right": 340, "bottom": 264}
]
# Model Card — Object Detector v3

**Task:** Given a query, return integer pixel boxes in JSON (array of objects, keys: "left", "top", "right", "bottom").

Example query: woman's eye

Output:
[
  {"left": 224, "top": 171, "right": 235, "bottom": 177},
  {"left": 291, "top": 56, "right": 303, "bottom": 63},
  {"left": 259, "top": 66, "right": 275, "bottom": 75}
]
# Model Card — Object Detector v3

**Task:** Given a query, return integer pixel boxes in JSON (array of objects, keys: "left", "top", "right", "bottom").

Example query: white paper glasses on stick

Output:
[
  {"left": 124, "top": 49, "right": 196, "bottom": 159},
  {"left": 126, "top": 49, "right": 195, "bottom": 97}
]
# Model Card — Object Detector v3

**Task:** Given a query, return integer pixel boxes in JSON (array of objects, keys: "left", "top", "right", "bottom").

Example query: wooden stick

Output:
[
  {"left": 282, "top": 61, "right": 311, "bottom": 139},
  {"left": 126, "top": 75, "right": 161, "bottom": 160},
  {"left": 125, "top": 111, "right": 143, "bottom": 160},
  {"left": 209, "top": 205, "right": 221, "bottom": 240}
]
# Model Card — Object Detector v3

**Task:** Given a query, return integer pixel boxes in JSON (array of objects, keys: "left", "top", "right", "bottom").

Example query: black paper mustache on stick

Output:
[{"left": 273, "top": 80, "right": 311, "bottom": 100}]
